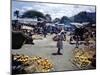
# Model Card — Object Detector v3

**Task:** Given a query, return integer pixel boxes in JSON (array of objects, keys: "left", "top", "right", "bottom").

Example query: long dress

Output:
[{"left": 56, "top": 35, "right": 63, "bottom": 49}]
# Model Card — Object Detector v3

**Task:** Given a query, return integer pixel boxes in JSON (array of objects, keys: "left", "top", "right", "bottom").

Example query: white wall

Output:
[{"left": 0, "top": 0, "right": 100, "bottom": 75}]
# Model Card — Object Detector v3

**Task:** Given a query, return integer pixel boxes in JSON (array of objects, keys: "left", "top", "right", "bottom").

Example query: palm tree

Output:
[
  {"left": 14, "top": 10, "right": 19, "bottom": 20},
  {"left": 13, "top": 10, "right": 20, "bottom": 28}
]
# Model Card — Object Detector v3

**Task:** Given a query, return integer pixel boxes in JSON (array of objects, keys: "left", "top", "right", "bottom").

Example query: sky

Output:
[{"left": 12, "top": 1, "right": 96, "bottom": 20}]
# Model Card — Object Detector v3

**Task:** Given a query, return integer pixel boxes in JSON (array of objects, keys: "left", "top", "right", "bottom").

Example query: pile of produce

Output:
[
  {"left": 32, "top": 35, "right": 43, "bottom": 40},
  {"left": 12, "top": 54, "right": 54, "bottom": 74},
  {"left": 72, "top": 48, "right": 96, "bottom": 69},
  {"left": 31, "top": 56, "right": 54, "bottom": 72}
]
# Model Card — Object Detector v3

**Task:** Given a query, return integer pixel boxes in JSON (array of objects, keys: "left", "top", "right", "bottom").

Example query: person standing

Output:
[
  {"left": 74, "top": 27, "right": 80, "bottom": 48},
  {"left": 56, "top": 33, "right": 63, "bottom": 55},
  {"left": 43, "top": 26, "right": 47, "bottom": 38}
]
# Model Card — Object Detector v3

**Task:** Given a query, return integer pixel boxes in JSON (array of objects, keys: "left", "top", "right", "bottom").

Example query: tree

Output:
[
  {"left": 14, "top": 10, "right": 19, "bottom": 20},
  {"left": 45, "top": 14, "right": 52, "bottom": 22},
  {"left": 21, "top": 10, "right": 45, "bottom": 19},
  {"left": 72, "top": 11, "right": 96, "bottom": 23},
  {"left": 60, "top": 16, "right": 71, "bottom": 24},
  {"left": 53, "top": 18, "right": 60, "bottom": 23}
]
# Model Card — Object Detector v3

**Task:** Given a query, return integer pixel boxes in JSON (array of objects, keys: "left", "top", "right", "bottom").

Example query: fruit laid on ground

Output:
[
  {"left": 12, "top": 54, "right": 54, "bottom": 73},
  {"left": 72, "top": 48, "right": 95, "bottom": 68}
]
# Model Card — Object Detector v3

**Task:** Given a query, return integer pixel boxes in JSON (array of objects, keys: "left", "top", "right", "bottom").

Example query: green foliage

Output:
[
  {"left": 21, "top": 10, "right": 45, "bottom": 18},
  {"left": 14, "top": 10, "right": 19, "bottom": 18}
]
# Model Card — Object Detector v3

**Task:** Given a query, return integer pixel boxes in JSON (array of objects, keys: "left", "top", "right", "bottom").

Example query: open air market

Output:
[{"left": 11, "top": 1, "right": 96, "bottom": 74}]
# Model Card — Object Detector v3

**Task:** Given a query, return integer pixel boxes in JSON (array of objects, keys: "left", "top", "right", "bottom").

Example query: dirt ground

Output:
[{"left": 11, "top": 34, "right": 94, "bottom": 72}]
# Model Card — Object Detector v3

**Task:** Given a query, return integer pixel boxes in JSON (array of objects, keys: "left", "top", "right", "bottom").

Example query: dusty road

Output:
[{"left": 12, "top": 34, "right": 85, "bottom": 72}]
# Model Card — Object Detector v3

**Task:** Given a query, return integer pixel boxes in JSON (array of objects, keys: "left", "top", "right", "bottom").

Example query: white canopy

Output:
[
  {"left": 18, "top": 18, "right": 44, "bottom": 25},
  {"left": 70, "top": 22, "right": 83, "bottom": 28},
  {"left": 21, "top": 25, "right": 33, "bottom": 30}
]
